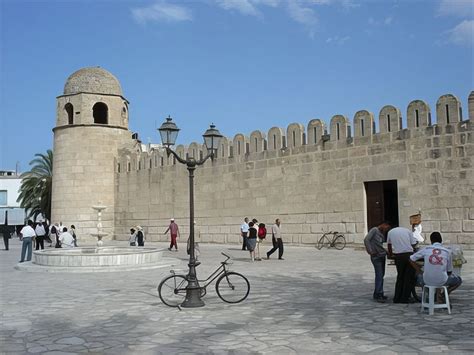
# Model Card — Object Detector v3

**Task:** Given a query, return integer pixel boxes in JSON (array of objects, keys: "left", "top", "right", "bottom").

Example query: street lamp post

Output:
[{"left": 158, "top": 116, "right": 223, "bottom": 308}]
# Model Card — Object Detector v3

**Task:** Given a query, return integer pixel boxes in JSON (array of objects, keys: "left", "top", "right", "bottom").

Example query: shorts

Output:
[{"left": 416, "top": 274, "right": 462, "bottom": 288}]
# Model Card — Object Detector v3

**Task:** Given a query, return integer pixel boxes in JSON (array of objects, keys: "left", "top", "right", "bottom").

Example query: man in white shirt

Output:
[
  {"left": 410, "top": 232, "right": 462, "bottom": 295},
  {"left": 240, "top": 217, "right": 249, "bottom": 251},
  {"left": 59, "top": 227, "right": 76, "bottom": 248},
  {"left": 35, "top": 221, "right": 46, "bottom": 250},
  {"left": 387, "top": 226, "right": 418, "bottom": 303},
  {"left": 266, "top": 218, "right": 283, "bottom": 260},
  {"left": 19, "top": 220, "right": 36, "bottom": 262}
]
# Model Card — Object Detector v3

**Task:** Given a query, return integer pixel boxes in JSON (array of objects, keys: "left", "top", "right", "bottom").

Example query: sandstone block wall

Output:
[{"left": 114, "top": 92, "right": 474, "bottom": 247}]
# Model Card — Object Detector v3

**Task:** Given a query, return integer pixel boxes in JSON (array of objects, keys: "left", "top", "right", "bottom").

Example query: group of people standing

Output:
[
  {"left": 128, "top": 226, "right": 145, "bottom": 247},
  {"left": 15, "top": 220, "right": 78, "bottom": 263},
  {"left": 240, "top": 217, "right": 283, "bottom": 262},
  {"left": 364, "top": 219, "right": 462, "bottom": 304}
]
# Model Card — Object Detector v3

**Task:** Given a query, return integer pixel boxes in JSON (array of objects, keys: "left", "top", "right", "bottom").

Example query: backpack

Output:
[{"left": 258, "top": 224, "right": 267, "bottom": 239}]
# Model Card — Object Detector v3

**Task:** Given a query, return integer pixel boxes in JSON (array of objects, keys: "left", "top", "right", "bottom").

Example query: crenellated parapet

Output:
[{"left": 118, "top": 92, "right": 473, "bottom": 170}]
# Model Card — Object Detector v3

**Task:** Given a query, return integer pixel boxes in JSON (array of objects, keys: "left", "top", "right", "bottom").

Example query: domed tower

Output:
[{"left": 51, "top": 67, "right": 132, "bottom": 241}]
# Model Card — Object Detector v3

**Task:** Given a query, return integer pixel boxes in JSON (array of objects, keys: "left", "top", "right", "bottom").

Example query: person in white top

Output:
[
  {"left": 19, "top": 220, "right": 36, "bottom": 262},
  {"left": 59, "top": 227, "right": 76, "bottom": 248},
  {"left": 387, "top": 227, "right": 418, "bottom": 303},
  {"left": 266, "top": 218, "right": 283, "bottom": 260},
  {"left": 240, "top": 217, "right": 249, "bottom": 251},
  {"left": 35, "top": 222, "right": 46, "bottom": 250},
  {"left": 412, "top": 223, "right": 424, "bottom": 244},
  {"left": 410, "top": 232, "right": 462, "bottom": 295}
]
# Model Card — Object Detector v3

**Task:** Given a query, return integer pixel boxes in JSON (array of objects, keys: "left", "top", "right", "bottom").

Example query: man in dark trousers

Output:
[
  {"left": 364, "top": 221, "right": 392, "bottom": 303},
  {"left": 266, "top": 218, "right": 283, "bottom": 260},
  {"left": 387, "top": 226, "right": 418, "bottom": 303}
]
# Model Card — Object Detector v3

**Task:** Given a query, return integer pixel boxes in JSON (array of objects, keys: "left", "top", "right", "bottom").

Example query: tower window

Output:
[
  {"left": 336, "top": 123, "right": 340, "bottom": 140},
  {"left": 273, "top": 135, "right": 276, "bottom": 150},
  {"left": 387, "top": 114, "right": 391, "bottom": 132},
  {"left": 313, "top": 127, "right": 317, "bottom": 144},
  {"left": 255, "top": 137, "right": 258, "bottom": 152},
  {"left": 360, "top": 119, "right": 365, "bottom": 137},
  {"left": 445, "top": 104, "right": 450, "bottom": 124},
  {"left": 415, "top": 109, "right": 420, "bottom": 127},
  {"left": 93, "top": 102, "right": 108, "bottom": 124},
  {"left": 65, "top": 103, "right": 74, "bottom": 124},
  {"left": 292, "top": 131, "right": 296, "bottom": 147}
]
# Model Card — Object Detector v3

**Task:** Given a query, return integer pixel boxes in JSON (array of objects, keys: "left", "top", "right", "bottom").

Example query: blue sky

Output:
[{"left": 1, "top": 0, "right": 473, "bottom": 171}]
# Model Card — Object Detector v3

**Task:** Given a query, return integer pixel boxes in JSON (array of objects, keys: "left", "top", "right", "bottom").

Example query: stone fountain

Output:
[
  {"left": 19, "top": 204, "right": 172, "bottom": 273},
  {"left": 91, "top": 204, "right": 107, "bottom": 246}
]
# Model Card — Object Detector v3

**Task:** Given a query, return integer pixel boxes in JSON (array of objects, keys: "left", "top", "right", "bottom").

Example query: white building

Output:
[{"left": 0, "top": 170, "right": 25, "bottom": 225}]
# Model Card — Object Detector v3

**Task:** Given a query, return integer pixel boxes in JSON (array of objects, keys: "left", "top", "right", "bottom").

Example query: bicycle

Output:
[
  {"left": 158, "top": 252, "right": 250, "bottom": 307},
  {"left": 316, "top": 231, "right": 346, "bottom": 250}
]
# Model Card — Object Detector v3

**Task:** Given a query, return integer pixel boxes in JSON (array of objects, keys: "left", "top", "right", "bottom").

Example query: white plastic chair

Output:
[{"left": 421, "top": 285, "right": 451, "bottom": 315}]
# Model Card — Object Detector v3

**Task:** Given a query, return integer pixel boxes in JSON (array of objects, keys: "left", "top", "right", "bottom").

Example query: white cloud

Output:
[
  {"left": 287, "top": 1, "right": 318, "bottom": 26},
  {"left": 131, "top": 1, "right": 192, "bottom": 24},
  {"left": 215, "top": 0, "right": 261, "bottom": 16},
  {"left": 326, "top": 35, "right": 350, "bottom": 44},
  {"left": 368, "top": 16, "right": 393, "bottom": 26},
  {"left": 437, "top": 0, "right": 474, "bottom": 18},
  {"left": 445, "top": 20, "right": 474, "bottom": 46}
]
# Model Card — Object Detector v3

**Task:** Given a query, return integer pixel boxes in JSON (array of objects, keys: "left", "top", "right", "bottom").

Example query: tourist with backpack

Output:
[{"left": 255, "top": 222, "right": 267, "bottom": 261}]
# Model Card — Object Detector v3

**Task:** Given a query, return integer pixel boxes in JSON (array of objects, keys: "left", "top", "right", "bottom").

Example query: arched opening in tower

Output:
[
  {"left": 65, "top": 103, "right": 74, "bottom": 124},
  {"left": 93, "top": 102, "right": 108, "bottom": 124}
]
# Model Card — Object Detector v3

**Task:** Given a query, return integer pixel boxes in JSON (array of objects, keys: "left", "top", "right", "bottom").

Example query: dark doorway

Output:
[{"left": 365, "top": 180, "right": 399, "bottom": 230}]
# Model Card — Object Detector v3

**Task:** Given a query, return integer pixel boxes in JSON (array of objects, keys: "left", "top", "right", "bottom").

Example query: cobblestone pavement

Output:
[{"left": 1, "top": 239, "right": 473, "bottom": 354}]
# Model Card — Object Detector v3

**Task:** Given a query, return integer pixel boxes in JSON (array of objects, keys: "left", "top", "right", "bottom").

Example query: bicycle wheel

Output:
[
  {"left": 316, "top": 235, "right": 330, "bottom": 250},
  {"left": 215, "top": 272, "right": 250, "bottom": 304},
  {"left": 158, "top": 274, "right": 187, "bottom": 307},
  {"left": 333, "top": 235, "right": 346, "bottom": 250}
]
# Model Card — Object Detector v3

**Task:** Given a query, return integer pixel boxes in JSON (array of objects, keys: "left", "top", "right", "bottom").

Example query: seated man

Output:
[
  {"left": 409, "top": 231, "right": 462, "bottom": 296},
  {"left": 59, "top": 227, "right": 76, "bottom": 248}
]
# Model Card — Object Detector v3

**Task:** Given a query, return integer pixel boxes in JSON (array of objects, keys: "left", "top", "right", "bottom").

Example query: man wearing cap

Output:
[{"left": 164, "top": 218, "right": 180, "bottom": 251}]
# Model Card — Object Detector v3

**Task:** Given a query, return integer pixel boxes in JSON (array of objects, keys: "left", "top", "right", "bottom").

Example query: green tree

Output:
[{"left": 17, "top": 150, "right": 53, "bottom": 222}]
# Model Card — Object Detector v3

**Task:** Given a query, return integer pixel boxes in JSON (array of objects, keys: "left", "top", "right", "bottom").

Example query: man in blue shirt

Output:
[{"left": 240, "top": 217, "right": 249, "bottom": 250}]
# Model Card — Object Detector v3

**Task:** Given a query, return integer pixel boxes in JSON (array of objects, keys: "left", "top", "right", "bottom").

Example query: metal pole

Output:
[{"left": 180, "top": 162, "right": 204, "bottom": 307}]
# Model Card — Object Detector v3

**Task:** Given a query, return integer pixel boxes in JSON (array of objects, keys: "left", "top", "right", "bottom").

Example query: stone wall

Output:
[{"left": 114, "top": 92, "right": 474, "bottom": 246}]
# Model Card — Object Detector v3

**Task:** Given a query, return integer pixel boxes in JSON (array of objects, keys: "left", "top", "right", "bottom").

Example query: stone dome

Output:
[{"left": 63, "top": 67, "right": 123, "bottom": 96}]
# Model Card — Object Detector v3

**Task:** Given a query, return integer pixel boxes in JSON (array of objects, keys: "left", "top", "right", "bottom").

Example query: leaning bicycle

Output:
[
  {"left": 316, "top": 231, "right": 346, "bottom": 250},
  {"left": 158, "top": 252, "right": 250, "bottom": 307}
]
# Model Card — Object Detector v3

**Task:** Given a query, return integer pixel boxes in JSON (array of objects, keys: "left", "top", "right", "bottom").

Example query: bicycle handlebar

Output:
[{"left": 221, "top": 252, "right": 231, "bottom": 261}]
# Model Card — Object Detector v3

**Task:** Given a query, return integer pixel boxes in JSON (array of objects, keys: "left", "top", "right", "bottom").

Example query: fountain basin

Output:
[{"left": 33, "top": 247, "right": 163, "bottom": 267}]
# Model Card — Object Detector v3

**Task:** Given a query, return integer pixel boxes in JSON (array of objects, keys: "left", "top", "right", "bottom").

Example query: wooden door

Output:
[{"left": 365, "top": 181, "right": 384, "bottom": 230}]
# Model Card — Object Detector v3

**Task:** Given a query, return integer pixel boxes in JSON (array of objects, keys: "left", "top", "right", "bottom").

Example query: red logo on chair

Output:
[{"left": 428, "top": 249, "right": 443, "bottom": 265}]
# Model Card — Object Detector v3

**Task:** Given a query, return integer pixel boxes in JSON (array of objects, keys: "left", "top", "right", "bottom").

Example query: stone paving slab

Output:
[{"left": 1, "top": 239, "right": 473, "bottom": 354}]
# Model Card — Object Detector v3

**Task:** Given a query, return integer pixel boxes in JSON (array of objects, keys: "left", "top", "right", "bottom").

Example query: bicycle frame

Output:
[
  {"left": 171, "top": 252, "right": 231, "bottom": 290},
  {"left": 197, "top": 262, "right": 228, "bottom": 289}
]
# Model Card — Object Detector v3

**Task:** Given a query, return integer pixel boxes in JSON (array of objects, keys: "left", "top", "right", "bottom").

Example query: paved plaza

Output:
[{"left": 1, "top": 239, "right": 473, "bottom": 354}]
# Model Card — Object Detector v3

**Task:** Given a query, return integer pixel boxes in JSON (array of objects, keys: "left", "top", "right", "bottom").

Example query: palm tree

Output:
[{"left": 17, "top": 150, "right": 53, "bottom": 222}]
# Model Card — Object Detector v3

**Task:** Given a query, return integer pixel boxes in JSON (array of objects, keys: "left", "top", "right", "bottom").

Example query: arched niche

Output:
[
  {"left": 286, "top": 123, "right": 305, "bottom": 148},
  {"left": 249, "top": 130, "right": 266, "bottom": 153},
  {"left": 353, "top": 110, "right": 374, "bottom": 138},
  {"left": 307, "top": 119, "right": 325, "bottom": 145},
  {"left": 267, "top": 127, "right": 285, "bottom": 151},
  {"left": 407, "top": 100, "right": 431, "bottom": 128},
  {"left": 330, "top": 115, "right": 350, "bottom": 141},
  {"left": 379, "top": 105, "right": 402, "bottom": 133},
  {"left": 469, "top": 91, "right": 474, "bottom": 121},
  {"left": 436, "top": 94, "right": 462, "bottom": 125},
  {"left": 93, "top": 102, "right": 108, "bottom": 124},
  {"left": 64, "top": 103, "right": 74, "bottom": 125},
  {"left": 232, "top": 134, "right": 248, "bottom": 156},
  {"left": 217, "top": 136, "right": 231, "bottom": 159},
  {"left": 188, "top": 142, "right": 202, "bottom": 160}
]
